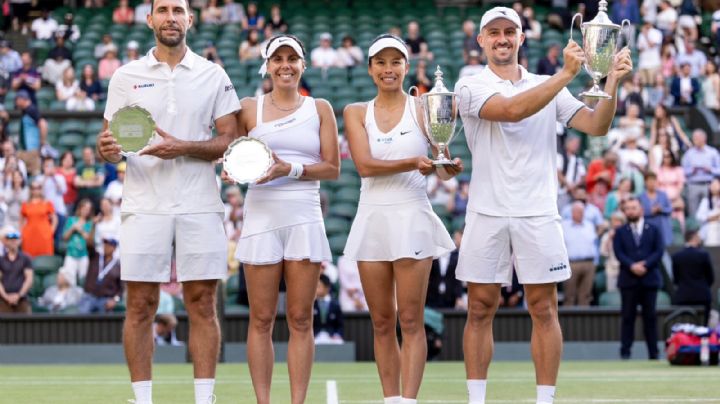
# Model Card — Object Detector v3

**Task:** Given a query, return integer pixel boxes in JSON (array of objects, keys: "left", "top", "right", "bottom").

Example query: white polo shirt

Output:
[
  {"left": 104, "top": 47, "right": 240, "bottom": 215},
  {"left": 455, "top": 66, "right": 585, "bottom": 217}
]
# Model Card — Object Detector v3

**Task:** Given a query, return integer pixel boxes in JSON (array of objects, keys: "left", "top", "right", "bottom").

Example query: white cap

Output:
[
  {"left": 479, "top": 7, "right": 522, "bottom": 31},
  {"left": 258, "top": 36, "right": 305, "bottom": 76},
  {"left": 319, "top": 32, "right": 332, "bottom": 41},
  {"left": 368, "top": 36, "right": 409, "bottom": 61}
]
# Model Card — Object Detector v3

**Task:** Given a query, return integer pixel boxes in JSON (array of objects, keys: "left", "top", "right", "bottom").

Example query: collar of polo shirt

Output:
[
  {"left": 146, "top": 47, "right": 197, "bottom": 69},
  {"left": 481, "top": 64, "right": 530, "bottom": 84}
]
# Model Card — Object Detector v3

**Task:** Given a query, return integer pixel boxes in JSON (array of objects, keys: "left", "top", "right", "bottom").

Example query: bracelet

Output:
[{"left": 287, "top": 162, "right": 304, "bottom": 179}]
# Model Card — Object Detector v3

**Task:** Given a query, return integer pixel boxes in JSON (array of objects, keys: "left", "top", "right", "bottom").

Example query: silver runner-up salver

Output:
[
  {"left": 571, "top": 0, "right": 631, "bottom": 100},
  {"left": 223, "top": 137, "right": 273, "bottom": 184},
  {"left": 109, "top": 106, "right": 155, "bottom": 154},
  {"left": 409, "top": 66, "right": 460, "bottom": 166}
]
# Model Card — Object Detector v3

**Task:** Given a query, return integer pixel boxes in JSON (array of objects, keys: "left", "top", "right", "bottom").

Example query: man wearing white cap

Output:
[
  {"left": 455, "top": 7, "right": 632, "bottom": 404},
  {"left": 311, "top": 32, "right": 339, "bottom": 68},
  {"left": 96, "top": 1, "right": 240, "bottom": 403}
]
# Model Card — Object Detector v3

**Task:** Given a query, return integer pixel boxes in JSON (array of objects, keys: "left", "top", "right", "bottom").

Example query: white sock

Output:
[
  {"left": 467, "top": 379, "right": 487, "bottom": 404},
  {"left": 536, "top": 385, "right": 556, "bottom": 404},
  {"left": 194, "top": 378, "right": 215, "bottom": 404},
  {"left": 400, "top": 399, "right": 417, "bottom": 404},
  {"left": 131, "top": 380, "right": 152, "bottom": 404},
  {"left": 384, "top": 396, "right": 402, "bottom": 404}
]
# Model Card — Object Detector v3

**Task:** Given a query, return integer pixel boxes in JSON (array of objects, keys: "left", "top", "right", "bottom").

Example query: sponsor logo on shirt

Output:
[
  {"left": 549, "top": 262, "right": 567, "bottom": 272},
  {"left": 400, "top": 130, "right": 411, "bottom": 135},
  {"left": 225, "top": 84, "right": 234, "bottom": 92},
  {"left": 274, "top": 117, "right": 296, "bottom": 128},
  {"left": 133, "top": 83, "right": 155, "bottom": 90},
  {"left": 376, "top": 136, "right": 393, "bottom": 144}
]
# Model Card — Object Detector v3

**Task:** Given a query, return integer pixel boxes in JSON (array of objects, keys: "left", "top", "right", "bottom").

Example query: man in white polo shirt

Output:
[
  {"left": 455, "top": 7, "right": 632, "bottom": 404},
  {"left": 96, "top": 1, "right": 239, "bottom": 403}
]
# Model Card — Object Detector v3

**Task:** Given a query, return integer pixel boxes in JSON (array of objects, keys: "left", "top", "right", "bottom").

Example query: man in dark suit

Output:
[
  {"left": 670, "top": 62, "right": 700, "bottom": 106},
  {"left": 671, "top": 229, "right": 715, "bottom": 324},
  {"left": 313, "top": 274, "right": 343, "bottom": 342},
  {"left": 613, "top": 197, "right": 665, "bottom": 359},
  {"left": 427, "top": 229, "right": 464, "bottom": 309}
]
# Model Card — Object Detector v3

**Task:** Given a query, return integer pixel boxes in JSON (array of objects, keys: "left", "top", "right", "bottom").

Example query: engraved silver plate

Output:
[{"left": 223, "top": 137, "right": 273, "bottom": 184}]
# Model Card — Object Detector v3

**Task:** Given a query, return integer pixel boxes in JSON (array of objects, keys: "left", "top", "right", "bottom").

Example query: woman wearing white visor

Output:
[
  {"left": 234, "top": 34, "right": 340, "bottom": 404},
  {"left": 343, "top": 34, "right": 463, "bottom": 404}
]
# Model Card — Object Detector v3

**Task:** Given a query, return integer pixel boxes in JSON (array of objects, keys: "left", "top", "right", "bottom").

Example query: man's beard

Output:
[
  {"left": 155, "top": 27, "right": 185, "bottom": 47},
  {"left": 626, "top": 215, "right": 640, "bottom": 223}
]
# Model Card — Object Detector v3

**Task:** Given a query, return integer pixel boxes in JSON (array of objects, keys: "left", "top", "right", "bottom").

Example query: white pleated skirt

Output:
[{"left": 343, "top": 190, "right": 455, "bottom": 262}]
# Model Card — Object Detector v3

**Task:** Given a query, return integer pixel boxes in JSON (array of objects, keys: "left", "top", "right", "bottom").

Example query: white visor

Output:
[
  {"left": 368, "top": 37, "right": 409, "bottom": 61},
  {"left": 258, "top": 36, "right": 305, "bottom": 76}
]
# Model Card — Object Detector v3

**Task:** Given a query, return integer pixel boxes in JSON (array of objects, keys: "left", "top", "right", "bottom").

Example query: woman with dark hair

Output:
[
  {"left": 605, "top": 177, "right": 635, "bottom": 220},
  {"left": 343, "top": 34, "right": 462, "bottom": 403},
  {"left": 649, "top": 104, "right": 691, "bottom": 156},
  {"left": 57, "top": 151, "right": 78, "bottom": 213},
  {"left": 80, "top": 64, "right": 103, "bottom": 102},
  {"left": 241, "top": 2, "right": 265, "bottom": 32},
  {"left": 656, "top": 149, "right": 686, "bottom": 202},
  {"left": 336, "top": 35, "right": 363, "bottom": 68},
  {"left": 61, "top": 198, "right": 93, "bottom": 285},
  {"left": 695, "top": 177, "right": 720, "bottom": 246},
  {"left": 2, "top": 169, "right": 28, "bottom": 229},
  {"left": 239, "top": 29, "right": 262, "bottom": 61},
  {"left": 21, "top": 179, "right": 57, "bottom": 257},
  {"left": 233, "top": 34, "right": 339, "bottom": 404}
]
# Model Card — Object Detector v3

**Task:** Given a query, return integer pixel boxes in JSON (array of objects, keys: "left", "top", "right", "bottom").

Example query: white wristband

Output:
[{"left": 287, "top": 162, "right": 303, "bottom": 179}]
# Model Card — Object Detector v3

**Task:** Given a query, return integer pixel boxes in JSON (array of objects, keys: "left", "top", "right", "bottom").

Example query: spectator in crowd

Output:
[
  {"left": 80, "top": 64, "right": 103, "bottom": 102},
  {"left": 37, "top": 157, "right": 67, "bottom": 246},
  {"left": 222, "top": 185, "right": 243, "bottom": 242},
  {"left": 241, "top": 1, "right": 264, "bottom": 32},
  {"left": 66, "top": 89, "right": 96, "bottom": 112},
  {"left": 601, "top": 211, "right": 627, "bottom": 292},
  {"left": 639, "top": 172, "right": 673, "bottom": 247},
  {"left": 134, "top": 0, "right": 151, "bottom": 25},
  {"left": 43, "top": 33, "right": 73, "bottom": 85},
  {"left": 461, "top": 19, "right": 482, "bottom": 63},
  {"left": 337, "top": 255, "right": 367, "bottom": 312},
  {"left": 675, "top": 40, "right": 706, "bottom": 79},
  {"left": 313, "top": 274, "right": 344, "bottom": 343},
  {"left": 31, "top": 9, "right": 58, "bottom": 41},
  {"left": 20, "top": 179, "right": 57, "bottom": 257},
  {"left": 656, "top": 0, "right": 678, "bottom": 38},
  {"left": 104, "top": 161, "right": 124, "bottom": 211},
  {"left": 123, "top": 41, "right": 141, "bottom": 65},
  {"left": 410, "top": 58, "right": 432, "bottom": 94},
  {"left": 266, "top": 4, "right": 288, "bottom": 33},
  {"left": 221, "top": 0, "right": 244, "bottom": 24},
  {"left": 311, "top": 33, "right": 338, "bottom": 69},
  {"left": 637, "top": 20, "right": 663, "bottom": 86},
  {"left": 447, "top": 176, "right": 469, "bottom": 218},
  {"left": 92, "top": 197, "right": 120, "bottom": 253},
  {"left": 11, "top": 52, "right": 41, "bottom": 105},
  {"left": 10, "top": 0, "right": 32, "bottom": 35},
  {"left": 562, "top": 201, "right": 598, "bottom": 306},
  {"left": 605, "top": 177, "right": 635, "bottom": 220},
  {"left": 672, "top": 229, "right": 715, "bottom": 325},
  {"left": 39, "top": 271, "right": 83, "bottom": 312},
  {"left": 3, "top": 169, "right": 28, "bottom": 229},
  {"left": 200, "top": 41, "right": 223, "bottom": 66},
  {"left": 701, "top": 60, "right": 720, "bottom": 112},
  {"left": 616, "top": 130, "right": 647, "bottom": 192},
  {"left": 77, "top": 237, "right": 122, "bottom": 314},
  {"left": 56, "top": 13, "right": 81, "bottom": 43},
  {"left": 0, "top": 228, "right": 32, "bottom": 313},
  {"left": 646, "top": 72, "right": 669, "bottom": 110},
  {"left": 557, "top": 135, "right": 586, "bottom": 210},
  {"left": 74, "top": 147, "right": 105, "bottom": 211},
  {"left": 336, "top": 35, "right": 363, "bottom": 68},
  {"left": 614, "top": 197, "right": 664, "bottom": 360},
  {"left": 62, "top": 198, "right": 93, "bottom": 285},
  {"left": 0, "top": 61, "right": 10, "bottom": 105},
  {"left": 588, "top": 178, "right": 610, "bottom": 213},
  {"left": 459, "top": 50, "right": 484, "bottom": 78},
  {"left": 426, "top": 228, "right": 464, "bottom": 309},
  {"left": 618, "top": 102, "right": 645, "bottom": 143},
  {"left": 677, "top": 0, "right": 700, "bottom": 44},
  {"left": 648, "top": 128, "right": 673, "bottom": 175},
  {"left": 0, "top": 40, "right": 21, "bottom": 75},
  {"left": 405, "top": 20, "right": 433, "bottom": 60},
  {"left": 98, "top": 49, "right": 122, "bottom": 81},
  {"left": 695, "top": 177, "right": 720, "bottom": 247},
  {"left": 94, "top": 34, "right": 117, "bottom": 60},
  {"left": 16, "top": 90, "right": 47, "bottom": 176},
  {"left": 238, "top": 30, "right": 262, "bottom": 62},
  {"left": 523, "top": 6, "right": 542, "bottom": 41},
  {"left": 587, "top": 150, "right": 619, "bottom": 195},
  {"left": 713, "top": 4, "right": 720, "bottom": 49},
  {"left": 671, "top": 62, "right": 700, "bottom": 106},
  {"left": 113, "top": 0, "right": 135, "bottom": 25},
  {"left": 660, "top": 43, "right": 675, "bottom": 78},
  {"left": 155, "top": 313, "right": 183, "bottom": 346},
  {"left": 0, "top": 141, "right": 27, "bottom": 179},
  {"left": 649, "top": 105, "right": 691, "bottom": 166},
  {"left": 611, "top": 0, "right": 640, "bottom": 47},
  {"left": 58, "top": 151, "right": 77, "bottom": 213},
  {"left": 200, "top": 0, "right": 222, "bottom": 24},
  {"left": 536, "top": 42, "right": 561, "bottom": 76},
  {"left": 682, "top": 129, "right": 720, "bottom": 216},
  {"left": 427, "top": 171, "right": 458, "bottom": 207},
  {"left": 617, "top": 75, "right": 644, "bottom": 117},
  {"left": 656, "top": 150, "right": 686, "bottom": 203},
  {"left": 561, "top": 187, "right": 606, "bottom": 231}
]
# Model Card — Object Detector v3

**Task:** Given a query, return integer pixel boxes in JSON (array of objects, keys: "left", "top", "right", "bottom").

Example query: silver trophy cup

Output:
[
  {"left": 409, "top": 66, "right": 459, "bottom": 166},
  {"left": 571, "top": 0, "right": 631, "bottom": 99}
]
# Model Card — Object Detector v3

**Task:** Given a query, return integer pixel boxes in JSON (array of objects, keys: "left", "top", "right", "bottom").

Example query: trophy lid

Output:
[
  {"left": 583, "top": 0, "right": 621, "bottom": 29},
  {"left": 427, "top": 66, "right": 452, "bottom": 95}
]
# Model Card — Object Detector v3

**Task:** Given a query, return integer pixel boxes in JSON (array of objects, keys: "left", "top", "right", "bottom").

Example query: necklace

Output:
[
  {"left": 270, "top": 92, "right": 302, "bottom": 112},
  {"left": 374, "top": 94, "right": 407, "bottom": 110}
]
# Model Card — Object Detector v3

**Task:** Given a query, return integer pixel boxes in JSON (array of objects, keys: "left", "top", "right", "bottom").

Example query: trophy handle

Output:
[
  {"left": 620, "top": 19, "right": 632, "bottom": 50},
  {"left": 407, "top": 86, "right": 429, "bottom": 144},
  {"left": 570, "top": 13, "right": 583, "bottom": 43}
]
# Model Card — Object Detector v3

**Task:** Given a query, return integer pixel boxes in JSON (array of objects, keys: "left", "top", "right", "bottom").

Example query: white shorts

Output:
[
  {"left": 119, "top": 213, "right": 228, "bottom": 282},
  {"left": 456, "top": 212, "right": 571, "bottom": 285},
  {"left": 234, "top": 221, "right": 331, "bottom": 265}
]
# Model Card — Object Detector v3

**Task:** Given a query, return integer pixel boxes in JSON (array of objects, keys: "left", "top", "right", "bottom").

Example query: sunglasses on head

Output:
[{"left": 6, "top": 232, "right": 20, "bottom": 239}]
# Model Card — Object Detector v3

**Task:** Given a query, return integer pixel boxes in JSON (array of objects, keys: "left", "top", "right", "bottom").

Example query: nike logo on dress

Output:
[
  {"left": 400, "top": 131, "right": 410, "bottom": 135},
  {"left": 414, "top": 250, "right": 422, "bottom": 255}
]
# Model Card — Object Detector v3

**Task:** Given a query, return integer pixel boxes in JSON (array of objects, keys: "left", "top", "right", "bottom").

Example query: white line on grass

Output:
[
  {"left": 341, "top": 400, "right": 720, "bottom": 403},
  {"left": 326, "top": 380, "right": 339, "bottom": 404}
]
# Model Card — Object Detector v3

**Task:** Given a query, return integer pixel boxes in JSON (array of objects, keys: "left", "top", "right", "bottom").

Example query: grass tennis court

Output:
[{"left": 1, "top": 361, "right": 719, "bottom": 403}]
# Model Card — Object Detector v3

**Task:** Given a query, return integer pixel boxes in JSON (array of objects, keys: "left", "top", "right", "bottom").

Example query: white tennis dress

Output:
[
  {"left": 234, "top": 95, "right": 332, "bottom": 265},
  {"left": 343, "top": 96, "right": 455, "bottom": 261}
]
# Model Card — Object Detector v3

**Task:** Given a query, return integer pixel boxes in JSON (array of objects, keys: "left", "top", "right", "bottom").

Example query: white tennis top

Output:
[
  {"left": 360, "top": 95, "right": 428, "bottom": 199},
  {"left": 104, "top": 47, "right": 240, "bottom": 214},
  {"left": 455, "top": 65, "right": 585, "bottom": 217}
]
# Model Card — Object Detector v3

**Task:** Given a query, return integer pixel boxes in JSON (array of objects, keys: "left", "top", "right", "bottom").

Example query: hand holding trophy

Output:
[
  {"left": 571, "top": 0, "right": 631, "bottom": 99},
  {"left": 409, "top": 66, "right": 461, "bottom": 166}
]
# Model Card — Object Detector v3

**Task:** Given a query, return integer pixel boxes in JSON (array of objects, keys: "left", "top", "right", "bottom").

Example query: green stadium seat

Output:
[
  {"left": 594, "top": 271, "right": 607, "bottom": 294},
  {"left": 328, "top": 203, "right": 357, "bottom": 219},
  {"left": 32, "top": 255, "right": 63, "bottom": 276},
  {"left": 58, "top": 133, "right": 86, "bottom": 149},
  {"left": 334, "top": 187, "right": 360, "bottom": 204},
  {"left": 325, "top": 217, "right": 351, "bottom": 235},
  {"left": 328, "top": 234, "right": 348, "bottom": 256},
  {"left": 598, "top": 290, "right": 621, "bottom": 307},
  {"left": 656, "top": 291, "right": 672, "bottom": 307}
]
